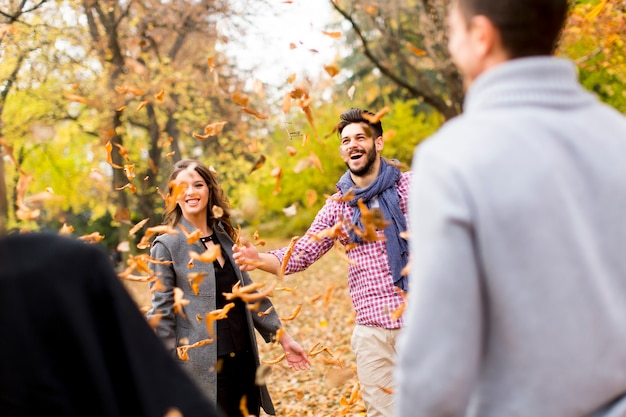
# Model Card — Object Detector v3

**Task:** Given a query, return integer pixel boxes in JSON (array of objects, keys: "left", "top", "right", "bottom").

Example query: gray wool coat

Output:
[{"left": 147, "top": 217, "right": 281, "bottom": 415}]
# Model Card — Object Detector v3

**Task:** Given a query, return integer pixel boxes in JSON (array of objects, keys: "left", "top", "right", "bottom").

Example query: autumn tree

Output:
[
  {"left": 330, "top": 0, "right": 463, "bottom": 120},
  {"left": 0, "top": 0, "right": 51, "bottom": 233}
]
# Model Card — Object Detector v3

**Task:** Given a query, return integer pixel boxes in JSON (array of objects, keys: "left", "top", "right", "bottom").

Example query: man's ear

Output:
[
  {"left": 471, "top": 15, "right": 507, "bottom": 62},
  {"left": 375, "top": 135, "right": 384, "bottom": 152}
]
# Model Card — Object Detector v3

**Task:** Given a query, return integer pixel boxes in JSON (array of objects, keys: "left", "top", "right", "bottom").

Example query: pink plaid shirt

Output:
[{"left": 269, "top": 171, "right": 412, "bottom": 329}]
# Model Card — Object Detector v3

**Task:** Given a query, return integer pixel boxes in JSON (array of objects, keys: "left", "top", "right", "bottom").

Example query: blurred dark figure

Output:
[{"left": 0, "top": 232, "right": 225, "bottom": 417}]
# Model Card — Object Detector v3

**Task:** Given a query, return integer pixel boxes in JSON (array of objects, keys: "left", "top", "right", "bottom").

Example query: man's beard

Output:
[{"left": 346, "top": 147, "right": 377, "bottom": 177}]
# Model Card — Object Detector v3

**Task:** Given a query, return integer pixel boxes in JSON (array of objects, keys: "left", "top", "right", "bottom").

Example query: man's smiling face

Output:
[{"left": 339, "top": 122, "right": 382, "bottom": 177}]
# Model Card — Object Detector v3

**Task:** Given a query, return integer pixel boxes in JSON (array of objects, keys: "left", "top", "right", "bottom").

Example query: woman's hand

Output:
[{"left": 278, "top": 331, "right": 310, "bottom": 371}]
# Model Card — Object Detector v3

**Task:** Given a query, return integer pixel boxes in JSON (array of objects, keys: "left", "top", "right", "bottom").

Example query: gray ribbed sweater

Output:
[{"left": 395, "top": 57, "right": 626, "bottom": 417}]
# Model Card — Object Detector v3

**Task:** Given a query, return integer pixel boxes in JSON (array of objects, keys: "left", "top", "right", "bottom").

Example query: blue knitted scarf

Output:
[{"left": 336, "top": 159, "right": 409, "bottom": 291}]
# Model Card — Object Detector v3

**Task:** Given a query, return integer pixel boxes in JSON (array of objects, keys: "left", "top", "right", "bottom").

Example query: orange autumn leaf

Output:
[
  {"left": 104, "top": 141, "right": 123, "bottom": 169},
  {"left": 242, "top": 107, "right": 268, "bottom": 120},
  {"left": 282, "top": 93, "right": 292, "bottom": 114},
  {"left": 309, "top": 151, "right": 324, "bottom": 173},
  {"left": 248, "top": 154, "right": 266, "bottom": 174},
  {"left": 77, "top": 231, "right": 105, "bottom": 244},
  {"left": 116, "top": 85, "right": 145, "bottom": 96},
  {"left": 232, "top": 91, "right": 249, "bottom": 107},
  {"left": 364, "top": 4, "right": 378, "bottom": 15},
  {"left": 383, "top": 129, "right": 397, "bottom": 141},
  {"left": 204, "top": 121, "right": 227, "bottom": 136},
  {"left": 128, "top": 218, "right": 150, "bottom": 236},
  {"left": 322, "top": 30, "right": 342, "bottom": 38},
  {"left": 207, "top": 56, "right": 215, "bottom": 72},
  {"left": 211, "top": 205, "right": 224, "bottom": 219},
  {"left": 113, "top": 207, "right": 131, "bottom": 224},
  {"left": 65, "top": 93, "right": 89, "bottom": 104},
  {"left": 188, "top": 272, "right": 207, "bottom": 295},
  {"left": 248, "top": 137, "right": 259, "bottom": 153},
  {"left": 362, "top": 106, "right": 390, "bottom": 124},
  {"left": 280, "top": 304, "right": 302, "bottom": 321},
  {"left": 279, "top": 236, "right": 301, "bottom": 279},
  {"left": 135, "top": 100, "right": 149, "bottom": 111},
  {"left": 324, "top": 64, "right": 340, "bottom": 77},
  {"left": 405, "top": 41, "right": 427, "bottom": 56},
  {"left": 205, "top": 303, "right": 235, "bottom": 338},
  {"left": 189, "top": 244, "right": 221, "bottom": 264},
  {"left": 155, "top": 89, "right": 165, "bottom": 101}
]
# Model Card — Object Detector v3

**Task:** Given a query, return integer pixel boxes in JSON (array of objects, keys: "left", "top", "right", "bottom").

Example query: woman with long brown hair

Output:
[{"left": 147, "top": 159, "right": 309, "bottom": 417}]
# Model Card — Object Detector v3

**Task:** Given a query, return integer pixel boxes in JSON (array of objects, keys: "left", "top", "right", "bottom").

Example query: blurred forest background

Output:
[
  {"left": 1, "top": 1, "right": 624, "bottom": 415},
  {"left": 1, "top": 0, "right": 623, "bottom": 252}
]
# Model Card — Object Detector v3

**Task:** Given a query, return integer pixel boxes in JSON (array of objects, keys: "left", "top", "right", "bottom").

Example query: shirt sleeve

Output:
[
  {"left": 268, "top": 198, "right": 341, "bottom": 274},
  {"left": 394, "top": 143, "right": 484, "bottom": 417}
]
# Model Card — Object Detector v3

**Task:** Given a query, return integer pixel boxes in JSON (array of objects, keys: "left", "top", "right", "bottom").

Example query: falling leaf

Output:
[
  {"left": 211, "top": 205, "right": 224, "bottom": 219},
  {"left": 204, "top": 303, "right": 235, "bottom": 338},
  {"left": 305, "top": 189, "right": 318, "bottom": 208},
  {"left": 282, "top": 203, "right": 298, "bottom": 217},
  {"left": 136, "top": 100, "right": 149, "bottom": 111},
  {"left": 232, "top": 91, "right": 249, "bottom": 107},
  {"left": 383, "top": 130, "right": 397, "bottom": 141},
  {"left": 242, "top": 107, "right": 269, "bottom": 120},
  {"left": 176, "top": 338, "right": 213, "bottom": 361},
  {"left": 261, "top": 353, "right": 286, "bottom": 365},
  {"left": 59, "top": 223, "right": 74, "bottom": 235},
  {"left": 405, "top": 41, "right": 427, "bottom": 56},
  {"left": 347, "top": 85, "right": 356, "bottom": 100},
  {"left": 362, "top": 106, "right": 390, "bottom": 124},
  {"left": 204, "top": 121, "right": 227, "bottom": 136},
  {"left": 113, "top": 207, "right": 131, "bottom": 224},
  {"left": 248, "top": 154, "right": 266, "bottom": 174},
  {"left": 77, "top": 231, "right": 105, "bottom": 243},
  {"left": 187, "top": 272, "right": 207, "bottom": 295},
  {"left": 309, "top": 151, "right": 324, "bottom": 173},
  {"left": 248, "top": 137, "right": 259, "bottom": 153},
  {"left": 116, "top": 85, "right": 145, "bottom": 96},
  {"left": 279, "top": 236, "right": 300, "bottom": 279},
  {"left": 364, "top": 4, "right": 378, "bottom": 15},
  {"left": 286, "top": 146, "right": 297, "bottom": 156},
  {"left": 189, "top": 244, "right": 221, "bottom": 264},
  {"left": 322, "top": 30, "right": 342, "bottom": 38},
  {"left": 286, "top": 73, "right": 296, "bottom": 83},
  {"left": 324, "top": 64, "right": 340, "bottom": 77},
  {"left": 173, "top": 287, "right": 190, "bottom": 318},
  {"left": 155, "top": 89, "right": 165, "bottom": 101},
  {"left": 255, "top": 364, "right": 273, "bottom": 385},
  {"left": 65, "top": 93, "right": 89, "bottom": 104},
  {"left": 280, "top": 304, "right": 302, "bottom": 321},
  {"left": 207, "top": 56, "right": 215, "bottom": 72}
]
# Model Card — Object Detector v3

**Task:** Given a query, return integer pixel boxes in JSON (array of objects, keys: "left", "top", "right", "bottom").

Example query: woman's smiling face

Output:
[{"left": 175, "top": 168, "right": 209, "bottom": 221}]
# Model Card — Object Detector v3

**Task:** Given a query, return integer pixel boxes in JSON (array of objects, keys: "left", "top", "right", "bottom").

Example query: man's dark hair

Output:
[
  {"left": 337, "top": 108, "right": 383, "bottom": 140},
  {"left": 456, "top": 0, "right": 569, "bottom": 58}
]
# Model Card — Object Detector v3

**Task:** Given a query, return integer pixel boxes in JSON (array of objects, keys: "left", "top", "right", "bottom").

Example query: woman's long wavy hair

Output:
[{"left": 163, "top": 159, "right": 237, "bottom": 242}]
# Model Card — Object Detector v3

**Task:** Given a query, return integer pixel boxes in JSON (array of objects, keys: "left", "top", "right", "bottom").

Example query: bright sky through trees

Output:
[{"left": 222, "top": 0, "right": 337, "bottom": 88}]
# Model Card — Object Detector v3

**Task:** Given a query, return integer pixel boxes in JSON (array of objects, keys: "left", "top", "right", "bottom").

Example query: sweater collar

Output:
[{"left": 464, "top": 57, "right": 595, "bottom": 113}]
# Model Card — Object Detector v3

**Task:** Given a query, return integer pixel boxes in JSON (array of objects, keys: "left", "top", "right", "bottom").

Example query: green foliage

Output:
[{"left": 244, "top": 99, "right": 443, "bottom": 237}]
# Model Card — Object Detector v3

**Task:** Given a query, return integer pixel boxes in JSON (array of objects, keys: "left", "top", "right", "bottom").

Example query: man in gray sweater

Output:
[{"left": 394, "top": 0, "right": 626, "bottom": 416}]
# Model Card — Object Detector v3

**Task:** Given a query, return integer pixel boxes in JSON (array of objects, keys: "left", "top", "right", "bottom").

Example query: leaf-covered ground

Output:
[{"left": 125, "top": 237, "right": 366, "bottom": 417}]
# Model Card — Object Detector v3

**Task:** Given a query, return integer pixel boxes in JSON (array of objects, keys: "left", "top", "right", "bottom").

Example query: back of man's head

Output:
[{"left": 455, "top": 0, "right": 569, "bottom": 58}]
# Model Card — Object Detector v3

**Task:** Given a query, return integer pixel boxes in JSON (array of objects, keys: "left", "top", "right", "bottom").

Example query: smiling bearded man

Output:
[{"left": 233, "top": 108, "right": 412, "bottom": 417}]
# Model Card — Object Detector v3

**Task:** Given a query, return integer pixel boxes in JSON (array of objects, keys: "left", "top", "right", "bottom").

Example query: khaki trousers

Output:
[{"left": 351, "top": 324, "right": 400, "bottom": 417}]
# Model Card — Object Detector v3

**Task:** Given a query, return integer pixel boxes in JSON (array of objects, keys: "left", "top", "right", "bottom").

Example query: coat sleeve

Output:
[
  {"left": 239, "top": 269, "right": 282, "bottom": 343},
  {"left": 394, "top": 143, "right": 485, "bottom": 417},
  {"left": 147, "top": 239, "right": 178, "bottom": 353}
]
